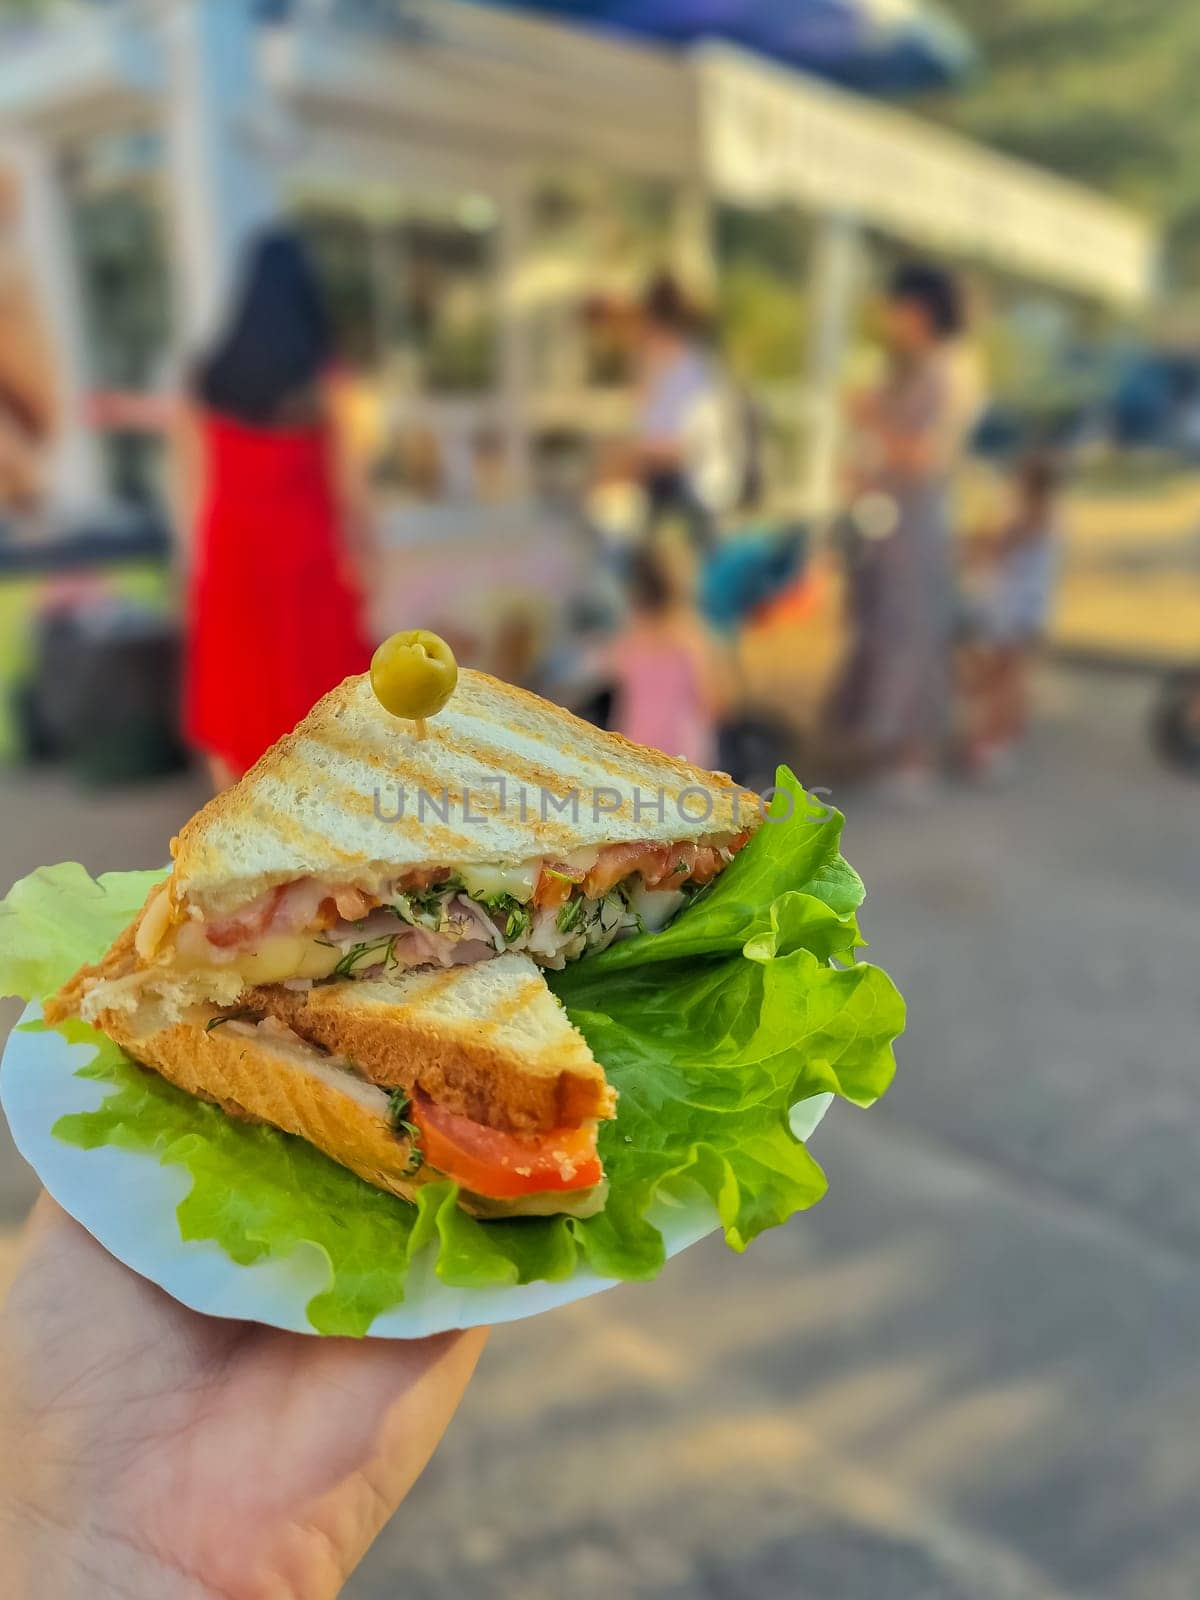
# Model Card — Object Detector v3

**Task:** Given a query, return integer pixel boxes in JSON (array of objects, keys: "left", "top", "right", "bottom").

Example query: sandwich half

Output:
[
  {"left": 53, "top": 668, "right": 760, "bottom": 1028},
  {"left": 78, "top": 954, "right": 616, "bottom": 1218},
  {"left": 47, "top": 668, "right": 760, "bottom": 1217}
]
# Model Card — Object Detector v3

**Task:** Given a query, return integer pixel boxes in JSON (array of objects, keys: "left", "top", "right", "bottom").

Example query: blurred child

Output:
[
  {"left": 597, "top": 548, "right": 724, "bottom": 769},
  {"left": 961, "top": 451, "right": 1062, "bottom": 776}
]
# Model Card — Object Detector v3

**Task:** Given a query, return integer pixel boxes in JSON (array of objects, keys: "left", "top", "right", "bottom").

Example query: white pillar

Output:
[
  {"left": 495, "top": 171, "right": 532, "bottom": 499},
  {"left": 1, "top": 133, "right": 103, "bottom": 509},
  {"left": 157, "top": 0, "right": 280, "bottom": 353},
  {"left": 804, "top": 211, "right": 861, "bottom": 519}
]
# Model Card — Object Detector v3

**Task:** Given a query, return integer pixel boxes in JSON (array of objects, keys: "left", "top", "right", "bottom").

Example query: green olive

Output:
[{"left": 370, "top": 630, "right": 459, "bottom": 722}]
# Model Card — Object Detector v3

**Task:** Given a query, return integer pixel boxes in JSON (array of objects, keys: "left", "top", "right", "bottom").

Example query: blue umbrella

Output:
[
  {"left": 477, "top": 0, "right": 974, "bottom": 93},
  {"left": 776, "top": 0, "right": 975, "bottom": 92}
]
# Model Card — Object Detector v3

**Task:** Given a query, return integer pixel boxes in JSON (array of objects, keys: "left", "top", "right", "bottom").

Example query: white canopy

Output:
[
  {"left": 698, "top": 45, "right": 1153, "bottom": 308},
  {"left": 0, "top": 0, "right": 1157, "bottom": 508},
  {"left": 0, "top": 0, "right": 1155, "bottom": 308}
]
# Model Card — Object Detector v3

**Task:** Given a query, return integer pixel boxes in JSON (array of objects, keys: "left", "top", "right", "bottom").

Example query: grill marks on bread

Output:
[{"left": 170, "top": 670, "right": 758, "bottom": 918}]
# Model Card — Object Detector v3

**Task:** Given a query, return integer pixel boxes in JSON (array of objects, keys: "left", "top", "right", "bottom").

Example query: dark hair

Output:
[
  {"left": 627, "top": 548, "right": 673, "bottom": 614},
  {"left": 193, "top": 228, "right": 333, "bottom": 425},
  {"left": 641, "top": 272, "right": 697, "bottom": 336},
  {"left": 887, "top": 262, "right": 965, "bottom": 340},
  {"left": 1017, "top": 448, "right": 1062, "bottom": 502}
]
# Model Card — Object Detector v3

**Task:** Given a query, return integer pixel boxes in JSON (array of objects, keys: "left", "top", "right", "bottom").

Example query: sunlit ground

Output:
[{"left": 1055, "top": 477, "right": 1200, "bottom": 661}]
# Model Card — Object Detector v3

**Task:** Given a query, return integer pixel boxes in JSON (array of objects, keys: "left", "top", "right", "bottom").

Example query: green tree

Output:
[{"left": 921, "top": 1, "right": 1200, "bottom": 283}]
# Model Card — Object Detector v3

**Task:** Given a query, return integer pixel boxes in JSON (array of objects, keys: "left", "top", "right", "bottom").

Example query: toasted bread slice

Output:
[
  {"left": 91, "top": 1000, "right": 608, "bottom": 1219},
  {"left": 54, "top": 670, "right": 758, "bottom": 1022},
  {"left": 48, "top": 668, "right": 759, "bottom": 1033},
  {"left": 246, "top": 953, "right": 613, "bottom": 1135},
  {"left": 170, "top": 668, "right": 758, "bottom": 920},
  {"left": 96, "top": 1002, "right": 435, "bottom": 1203},
  {"left": 45, "top": 916, "right": 253, "bottom": 1029}
]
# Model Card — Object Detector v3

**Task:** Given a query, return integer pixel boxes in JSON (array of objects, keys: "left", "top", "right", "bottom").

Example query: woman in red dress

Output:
[{"left": 179, "top": 229, "right": 373, "bottom": 788}]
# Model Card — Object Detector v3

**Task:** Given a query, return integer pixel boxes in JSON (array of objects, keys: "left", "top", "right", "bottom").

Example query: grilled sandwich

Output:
[
  {"left": 73, "top": 954, "right": 615, "bottom": 1217},
  {"left": 53, "top": 669, "right": 759, "bottom": 1026},
  {"left": 48, "top": 668, "right": 760, "bottom": 1215}
]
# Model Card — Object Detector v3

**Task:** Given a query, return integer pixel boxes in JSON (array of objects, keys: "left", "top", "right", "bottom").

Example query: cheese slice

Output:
[
  {"left": 457, "top": 861, "right": 542, "bottom": 904},
  {"left": 173, "top": 925, "right": 342, "bottom": 986}
]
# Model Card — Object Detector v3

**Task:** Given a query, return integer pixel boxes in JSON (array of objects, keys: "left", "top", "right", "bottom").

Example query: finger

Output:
[
  {"left": 271, "top": 1322, "right": 489, "bottom": 1483},
  {"left": 263, "top": 1325, "right": 489, "bottom": 1594},
  {"left": 367, "top": 1322, "right": 490, "bottom": 1516},
  {"left": 376, "top": 1324, "right": 489, "bottom": 1486}
]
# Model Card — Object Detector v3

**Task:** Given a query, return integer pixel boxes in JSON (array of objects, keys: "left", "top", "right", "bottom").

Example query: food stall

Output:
[{"left": 0, "top": 0, "right": 1157, "bottom": 701}]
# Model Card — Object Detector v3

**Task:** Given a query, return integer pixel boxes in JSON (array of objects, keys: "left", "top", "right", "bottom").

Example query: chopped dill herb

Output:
[
  {"left": 478, "top": 891, "right": 532, "bottom": 943},
  {"left": 556, "top": 896, "right": 586, "bottom": 934},
  {"left": 389, "top": 879, "right": 458, "bottom": 926},
  {"left": 332, "top": 936, "right": 397, "bottom": 978},
  {"left": 387, "top": 1090, "right": 424, "bottom": 1174}
]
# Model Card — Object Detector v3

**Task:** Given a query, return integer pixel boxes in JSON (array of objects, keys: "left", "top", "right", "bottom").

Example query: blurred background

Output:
[{"left": 1, "top": 1, "right": 1198, "bottom": 1595}]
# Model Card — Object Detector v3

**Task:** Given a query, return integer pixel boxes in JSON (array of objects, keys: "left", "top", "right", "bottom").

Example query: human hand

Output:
[{"left": 0, "top": 1195, "right": 487, "bottom": 1600}]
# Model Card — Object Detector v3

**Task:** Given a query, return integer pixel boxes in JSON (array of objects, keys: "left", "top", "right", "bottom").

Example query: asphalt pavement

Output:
[{"left": 2, "top": 665, "right": 1198, "bottom": 1599}]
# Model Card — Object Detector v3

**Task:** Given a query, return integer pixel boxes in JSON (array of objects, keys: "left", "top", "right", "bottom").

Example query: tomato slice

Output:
[{"left": 410, "top": 1094, "right": 603, "bottom": 1199}]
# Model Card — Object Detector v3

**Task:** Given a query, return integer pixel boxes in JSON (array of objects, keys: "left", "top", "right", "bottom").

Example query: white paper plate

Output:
[{"left": 1, "top": 1003, "right": 832, "bottom": 1338}]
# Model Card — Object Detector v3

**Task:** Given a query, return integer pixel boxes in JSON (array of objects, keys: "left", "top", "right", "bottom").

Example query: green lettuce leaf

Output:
[
  {"left": 582, "top": 777, "right": 866, "bottom": 970},
  {"left": 0, "top": 769, "right": 904, "bottom": 1335},
  {"left": 0, "top": 862, "right": 168, "bottom": 1001}
]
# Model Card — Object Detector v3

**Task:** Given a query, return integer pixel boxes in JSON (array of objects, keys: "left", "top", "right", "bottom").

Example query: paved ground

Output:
[{"left": 2, "top": 666, "right": 1198, "bottom": 1598}]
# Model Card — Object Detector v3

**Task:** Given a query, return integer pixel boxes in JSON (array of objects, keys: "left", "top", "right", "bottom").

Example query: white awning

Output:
[
  {"left": 0, "top": 0, "right": 1156, "bottom": 307},
  {"left": 697, "top": 44, "right": 1155, "bottom": 307}
]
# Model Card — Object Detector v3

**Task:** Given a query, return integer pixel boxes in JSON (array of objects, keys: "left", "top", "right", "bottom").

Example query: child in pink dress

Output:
[{"left": 601, "top": 550, "right": 724, "bottom": 768}]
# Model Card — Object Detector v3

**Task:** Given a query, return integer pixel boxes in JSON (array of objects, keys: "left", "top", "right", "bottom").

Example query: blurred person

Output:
[
  {"left": 0, "top": 171, "right": 58, "bottom": 515},
  {"left": 826, "top": 263, "right": 982, "bottom": 797},
  {"left": 176, "top": 228, "right": 374, "bottom": 789},
  {"left": 960, "top": 449, "right": 1063, "bottom": 778},
  {"left": 492, "top": 601, "right": 542, "bottom": 689},
  {"left": 598, "top": 275, "right": 746, "bottom": 556},
  {"left": 0, "top": 1194, "right": 485, "bottom": 1599},
  {"left": 594, "top": 546, "right": 724, "bottom": 768}
]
